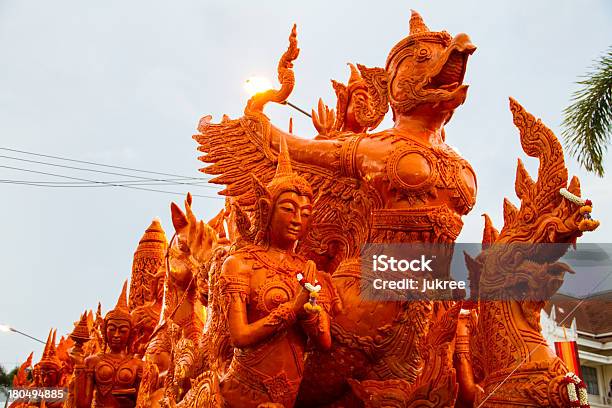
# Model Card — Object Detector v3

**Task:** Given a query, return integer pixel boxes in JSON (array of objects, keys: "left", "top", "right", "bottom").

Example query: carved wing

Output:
[
  {"left": 194, "top": 112, "right": 278, "bottom": 209},
  {"left": 195, "top": 110, "right": 373, "bottom": 272},
  {"left": 193, "top": 27, "right": 377, "bottom": 272}
]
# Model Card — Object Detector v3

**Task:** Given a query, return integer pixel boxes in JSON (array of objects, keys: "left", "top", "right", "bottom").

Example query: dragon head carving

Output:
[
  {"left": 386, "top": 10, "right": 476, "bottom": 119},
  {"left": 465, "top": 99, "right": 600, "bottom": 311}
]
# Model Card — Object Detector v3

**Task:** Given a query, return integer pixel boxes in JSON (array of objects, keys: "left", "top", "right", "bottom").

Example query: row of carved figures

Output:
[
  {"left": 9, "top": 9, "right": 601, "bottom": 408},
  {"left": 9, "top": 149, "right": 600, "bottom": 408}
]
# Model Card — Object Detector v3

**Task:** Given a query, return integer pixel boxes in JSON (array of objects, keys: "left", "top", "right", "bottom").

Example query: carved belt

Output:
[
  {"left": 227, "top": 357, "right": 300, "bottom": 406},
  {"left": 370, "top": 205, "right": 463, "bottom": 243}
]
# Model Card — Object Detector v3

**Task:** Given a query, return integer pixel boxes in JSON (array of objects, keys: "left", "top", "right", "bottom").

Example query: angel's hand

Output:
[
  {"left": 302, "top": 260, "right": 318, "bottom": 285},
  {"left": 312, "top": 98, "right": 336, "bottom": 136},
  {"left": 69, "top": 348, "right": 85, "bottom": 366}
]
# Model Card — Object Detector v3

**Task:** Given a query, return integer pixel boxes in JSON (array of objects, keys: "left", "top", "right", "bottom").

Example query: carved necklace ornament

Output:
[
  {"left": 248, "top": 247, "right": 302, "bottom": 315},
  {"left": 94, "top": 354, "right": 139, "bottom": 397}
]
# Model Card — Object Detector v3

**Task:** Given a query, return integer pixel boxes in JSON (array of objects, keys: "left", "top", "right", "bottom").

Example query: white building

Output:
[{"left": 543, "top": 291, "right": 612, "bottom": 407}]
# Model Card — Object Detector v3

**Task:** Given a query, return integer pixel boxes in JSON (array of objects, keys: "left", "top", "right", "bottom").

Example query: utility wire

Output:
[
  {"left": 0, "top": 165, "right": 224, "bottom": 199},
  {"left": 0, "top": 154, "right": 219, "bottom": 189},
  {"left": 0, "top": 178, "right": 211, "bottom": 186},
  {"left": 0, "top": 147, "right": 207, "bottom": 180},
  {"left": 0, "top": 180, "right": 210, "bottom": 187}
]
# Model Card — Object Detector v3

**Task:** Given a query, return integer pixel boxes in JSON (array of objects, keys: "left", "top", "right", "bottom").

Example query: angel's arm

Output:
[
  {"left": 74, "top": 356, "right": 96, "bottom": 408},
  {"left": 271, "top": 125, "right": 338, "bottom": 167},
  {"left": 245, "top": 25, "right": 364, "bottom": 179},
  {"left": 269, "top": 124, "right": 364, "bottom": 179},
  {"left": 221, "top": 256, "right": 310, "bottom": 348}
]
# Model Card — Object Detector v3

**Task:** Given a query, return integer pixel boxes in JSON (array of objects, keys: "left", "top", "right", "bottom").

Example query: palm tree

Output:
[{"left": 563, "top": 47, "right": 612, "bottom": 177}]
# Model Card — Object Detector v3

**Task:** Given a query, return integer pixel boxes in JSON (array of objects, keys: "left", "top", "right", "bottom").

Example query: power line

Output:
[
  {"left": 0, "top": 178, "right": 211, "bottom": 186},
  {"left": 0, "top": 179, "right": 210, "bottom": 187},
  {"left": 0, "top": 154, "right": 220, "bottom": 189},
  {"left": 0, "top": 165, "right": 224, "bottom": 199},
  {"left": 0, "top": 147, "right": 207, "bottom": 180}
]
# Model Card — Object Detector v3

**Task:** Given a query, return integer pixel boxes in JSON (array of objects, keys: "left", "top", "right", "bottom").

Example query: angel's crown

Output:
[
  {"left": 267, "top": 135, "right": 312, "bottom": 200},
  {"left": 105, "top": 280, "right": 132, "bottom": 324},
  {"left": 36, "top": 329, "right": 61, "bottom": 369}
]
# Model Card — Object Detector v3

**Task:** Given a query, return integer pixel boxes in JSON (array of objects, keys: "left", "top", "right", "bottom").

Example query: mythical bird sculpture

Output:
[
  {"left": 194, "top": 10, "right": 476, "bottom": 405},
  {"left": 72, "top": 282, "right": 152, "bottom": 408}
]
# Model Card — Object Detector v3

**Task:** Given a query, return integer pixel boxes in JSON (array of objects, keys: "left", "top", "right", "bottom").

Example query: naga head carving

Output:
[
  {"left": 497, "top": 98, "right": 600, "bottom": 247},
  {"left": 465, "top": 99, "right": 600, "bottom": 311},
  {"left": 386, "top": 10, "right": 476, "bottom": 119}
]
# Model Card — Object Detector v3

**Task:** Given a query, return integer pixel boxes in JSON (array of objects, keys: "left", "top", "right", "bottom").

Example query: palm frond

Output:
[{"left": 562, "top": 46, "right": 612, "bottom": 177}]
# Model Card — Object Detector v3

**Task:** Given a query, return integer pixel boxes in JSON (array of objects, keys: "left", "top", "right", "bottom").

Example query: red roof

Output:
[{"left": 544, "top": 291, "right": 612, "bottom": 340}]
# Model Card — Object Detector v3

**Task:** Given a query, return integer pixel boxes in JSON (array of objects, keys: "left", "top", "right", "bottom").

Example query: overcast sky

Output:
[{"left": 1, "top": 0, "right": 611, "bottom": 370}]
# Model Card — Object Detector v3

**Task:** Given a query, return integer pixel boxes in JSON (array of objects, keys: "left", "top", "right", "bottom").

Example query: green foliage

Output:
[
  {"left": 0, "top": 365, "right": 8, "bottom": 386},
  {"left": 0, "top": 365, "right": 18, "bottom": 388},
  {"left": 0, "top": 365, "right": 8, "bottom": 398},
  {"left": 563, "top": 47, "right": 612, "bottom": 177}
]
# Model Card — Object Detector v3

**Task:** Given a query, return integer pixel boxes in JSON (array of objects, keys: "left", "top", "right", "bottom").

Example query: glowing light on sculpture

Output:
[{"left": 244, "top": 76, "right": 273, "bottom": 96}]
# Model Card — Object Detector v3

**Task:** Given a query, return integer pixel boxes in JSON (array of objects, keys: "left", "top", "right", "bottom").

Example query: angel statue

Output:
[
  {"left": 167, "top": 136, "right": 333, "bottom": 408},
  {"left": 71, "top": 281, "right": 157, "bottom": 408},
  {"left": 194, "top": 10, "right": 476, "bottom": 405}
]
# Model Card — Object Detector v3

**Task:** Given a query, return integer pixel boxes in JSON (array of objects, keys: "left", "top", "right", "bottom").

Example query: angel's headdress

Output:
[
  {"left": 264, "top": 135, "right": 312, "bottom": 201},
  {"left": 35, "top": 329, "right": 61, "bottom": 370},
  {"left": 101, "top": 281, "right": 134, "bottom": 351},
  {"left": 104, "top": 281, "right": 132, "bottom": 325},
  {"left": 235, "top": 136, "right": 312, "bottom": 244},
  {"left": 385, "top": 10, "right": 451, "bottom": 72}
]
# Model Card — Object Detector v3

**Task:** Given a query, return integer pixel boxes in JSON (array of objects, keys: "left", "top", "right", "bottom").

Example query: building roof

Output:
[{"left": 544, "top": 290, "right": 612, "bottom": 341}]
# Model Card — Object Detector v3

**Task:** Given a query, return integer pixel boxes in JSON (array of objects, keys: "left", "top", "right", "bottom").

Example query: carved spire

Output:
[
  {"left": 105, "top": 280, "right": 132, "bottom": 323},
  {"left": 70, "top": 311, "right": 90, "bottom": 344},
  {"left": 130, "top": 218, "right": 167, "bottom": 310},
  {"left": 409, "top": 10, "right": 430, "bottom": 35},
  {"left": 116, "top": 280, "right": 129, "bottom": 312},
  {"left": 347, "top": 63, "right": 361, "bottom": 85},
  {"left": 481, "top": 214, "right": 499, "bottom": 249},
  {"left": 265, "top": 134, "right": 312, "bottom": 200},
  {"left": 37, "top": 329, "right": 60, "bottom": 368},
  {"left": 42, "top": 329, "right": 54, "bottom": 360},
  {"left": 274, "top": 135, "right": 294, "bottom": 180}
]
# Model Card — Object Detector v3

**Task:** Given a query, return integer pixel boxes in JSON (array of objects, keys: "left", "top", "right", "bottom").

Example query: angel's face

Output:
[
  {"left": 36, "top": 364, "right": 60, "bottom": 386},
  {"left": 105, "top": 319, "right": 131, "bottom": 353},
  {"left": 269, "top": 191, "right": 312, "bottom": 248}
]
